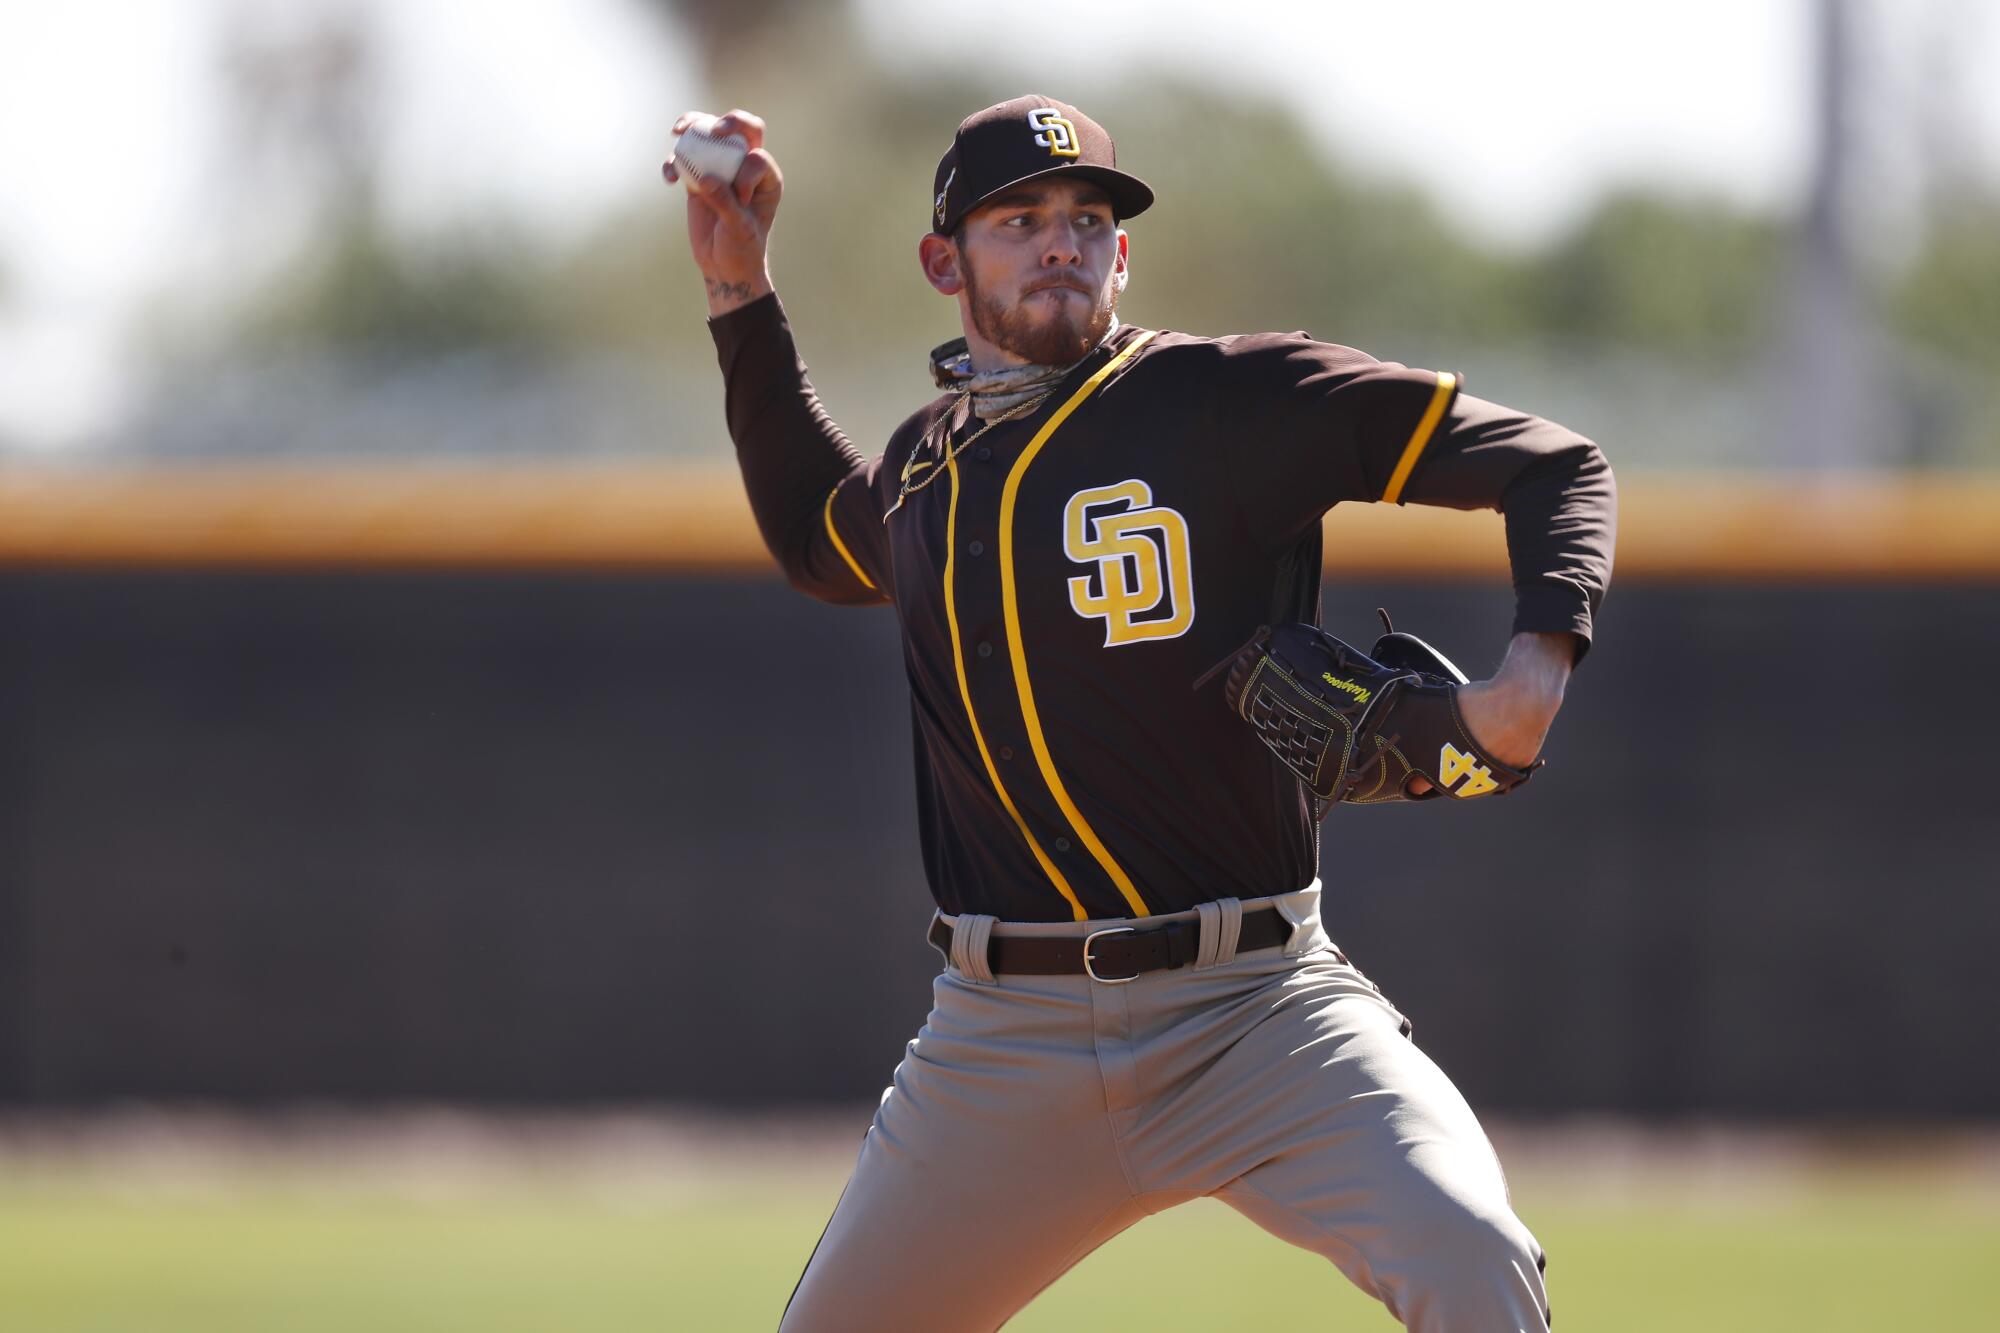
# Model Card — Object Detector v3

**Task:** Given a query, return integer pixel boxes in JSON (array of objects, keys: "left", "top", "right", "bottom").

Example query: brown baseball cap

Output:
[{"left": 931, "top": 95, "right": 1154, "bottom": 235}]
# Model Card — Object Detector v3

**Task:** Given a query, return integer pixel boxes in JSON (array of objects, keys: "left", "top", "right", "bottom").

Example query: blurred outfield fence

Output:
[
  {"left": 1, "top": 468, "right": 1996, "bottom": 1114},
  {"left": 3, "top": 467, "right": 1997, "bottom": 575}
]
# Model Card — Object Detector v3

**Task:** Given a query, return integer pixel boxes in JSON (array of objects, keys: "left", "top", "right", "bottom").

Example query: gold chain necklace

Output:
[{"left": 884, "top": 388, "right": 1054, "bottom": 522}]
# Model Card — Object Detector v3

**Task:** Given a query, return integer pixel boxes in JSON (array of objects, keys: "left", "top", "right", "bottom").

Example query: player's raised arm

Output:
[{"left": 666, "top": 109, "right": 892, "bottom": 606}]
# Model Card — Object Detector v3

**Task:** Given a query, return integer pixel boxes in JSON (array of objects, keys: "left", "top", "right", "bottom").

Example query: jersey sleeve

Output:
[
  {"left": 1394, "top": 391, "right": 1616, "bottom": 658},
  {"left": 815, "top": 457, "right": 894, "bottom": 600},
  {"left": 1217, "top": 331, "right": 1464, "bottom": 545},
  {"left": 1216, "top": 331, "right": 1616, "bottom": 659},
  {"left": 709, "top": 293, "right": 892, "bottom": 606}
]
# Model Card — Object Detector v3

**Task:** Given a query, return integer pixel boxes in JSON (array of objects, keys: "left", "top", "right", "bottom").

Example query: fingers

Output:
[
  {"left": 670, "top": 109, "right": 765, "bottom": 148},
  {"left": 661, "top": 153, "right": 762, "bottom": 232},
  {"left": 711, "top": 109, "right": 765, "bottom": 151},
  {"left": 689, "top": 165, "right": 756, "bottom": 228},
  {"left": 733, "top": 148, "right": 781, "bottom": 209}
]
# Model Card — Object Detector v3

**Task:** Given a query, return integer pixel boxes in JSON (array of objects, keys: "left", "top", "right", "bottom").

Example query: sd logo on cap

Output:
[{"left": 930, "top": 95, "right": 1154, "bottom": 237}]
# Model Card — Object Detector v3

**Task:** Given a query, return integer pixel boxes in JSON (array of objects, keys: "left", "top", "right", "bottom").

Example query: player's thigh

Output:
[
  {"left": 1198, "top": 956, "right": 1545, "bottom": 1325},
  {"left": 1215, "top": 1133, "right": 1543, "bottom": 1325},
  {"left": 782, "top": 974, "right": 1138, "bottom": 1332},
  {"left": 782, "top": 1130, "right": 1145, "bottom": 1333}
]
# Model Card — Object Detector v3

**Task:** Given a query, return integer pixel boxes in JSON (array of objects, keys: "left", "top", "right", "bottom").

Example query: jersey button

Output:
[
  {"left": 968, "top": 540, "right": 984, "bottom": 556},
  {"left": 1054, "top": 837, "right": 1071, "bottom": 852},
  {"left": 976, "top": 641, "right": 993, "bottom": 658},
  {"left": 999, "top": 745, "right": 1014, "bottom": 761},
  {"left": 974, "top": 446, "right": 992, "bottom": 461}
]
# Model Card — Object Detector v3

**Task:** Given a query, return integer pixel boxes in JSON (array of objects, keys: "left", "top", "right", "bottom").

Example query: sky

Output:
[
  {"left": 0, "top": 0, "right": 1994, "bottom": 450},
  {"left": 0, "top": 0, "right": 693, "bottom": 447}
]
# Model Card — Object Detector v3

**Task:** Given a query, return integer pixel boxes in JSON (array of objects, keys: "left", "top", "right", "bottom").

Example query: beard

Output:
[{"left": 965, "top": 266, "right": 1119, "bottom": 366}]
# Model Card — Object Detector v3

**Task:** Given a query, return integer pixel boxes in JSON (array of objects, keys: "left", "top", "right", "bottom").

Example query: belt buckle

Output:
[{"left": 1082, "top": 926, "right": 1139, "bottom": 984}]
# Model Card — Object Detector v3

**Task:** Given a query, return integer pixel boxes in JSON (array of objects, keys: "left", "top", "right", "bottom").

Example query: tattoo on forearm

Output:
[{"left": 705, "top": 276, "right": 754, "bottom": 302}]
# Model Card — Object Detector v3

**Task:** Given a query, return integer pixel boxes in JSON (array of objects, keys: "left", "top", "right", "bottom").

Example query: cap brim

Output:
[{"left": 958, "top": 164, "right": 1154, "bottom": 227}]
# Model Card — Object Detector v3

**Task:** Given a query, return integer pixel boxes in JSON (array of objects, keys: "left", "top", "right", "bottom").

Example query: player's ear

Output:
[
  {"left": 919, "top": 232, "right": 965, "bottom": 297},
  {"left": 1113, "top": 227, "right": 1129, "bottom": 293}
]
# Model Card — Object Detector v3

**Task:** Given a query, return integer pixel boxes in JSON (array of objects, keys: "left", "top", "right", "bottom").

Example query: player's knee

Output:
[{"left": 1392, "top": 1199, "right": 1548, "bottom": 1330}]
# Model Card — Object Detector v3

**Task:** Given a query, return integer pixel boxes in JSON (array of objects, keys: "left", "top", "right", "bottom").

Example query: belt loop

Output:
[
  {"left": 1194, "top": 897, "right": 1243, "bottom": 969},
  {"left": 950, "top": 913, "right": 998, "bottom": 985},
  {"left": 1276, "top": 879, "right": 1325, "bottom": 956}
]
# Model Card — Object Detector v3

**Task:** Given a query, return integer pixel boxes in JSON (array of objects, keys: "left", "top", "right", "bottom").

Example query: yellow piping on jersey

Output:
[
  {"left": 822, "top": 485, "right": 877, "bottom": 591},
  {"left": 1379, "top": 371, "right": 1457, "bottom": 505},
  {"left": 999, "top": 330, "right": 1159, "bottom": 919},
  {"left": 942, "top": 455, "right": 1088, "bottom": 921}
]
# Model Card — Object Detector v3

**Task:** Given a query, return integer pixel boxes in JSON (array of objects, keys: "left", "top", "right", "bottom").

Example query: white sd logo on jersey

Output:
[
  {"left": 1027, "top": 107, "right": 1080, "bottom": 158},
  {"left": 1063, "top": 480, "right": 1195, "bottom": 646}
]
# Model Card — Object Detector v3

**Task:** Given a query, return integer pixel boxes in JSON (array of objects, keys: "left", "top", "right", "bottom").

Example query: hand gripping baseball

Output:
[
  {"left": 663, "top": 109, "right": 782, "bottom": 315},
  {"left": 1198, "top": 616, "right": 1543, "bottom": 810}
]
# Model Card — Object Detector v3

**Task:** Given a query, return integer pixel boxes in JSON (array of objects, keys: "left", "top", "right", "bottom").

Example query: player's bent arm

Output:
[
  {"left": 1206, "top": 337, "right": 1612, "bottom": 655},
  {"left": 1397, "top": 398, "right": 1610, "bottom": 786},
  {"left": 1397, "top": 394, "right": 1616, "bottom": 663}
]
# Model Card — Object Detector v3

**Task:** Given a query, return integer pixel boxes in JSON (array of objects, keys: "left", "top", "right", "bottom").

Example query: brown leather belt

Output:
[{"left": 927, "top": 906, "right": 1292, "bottom": 983}]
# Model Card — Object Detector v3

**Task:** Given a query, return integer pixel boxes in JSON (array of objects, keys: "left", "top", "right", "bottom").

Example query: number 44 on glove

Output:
[{"left": 1196, "top": 611, "right": 1542, "bottom": 810}]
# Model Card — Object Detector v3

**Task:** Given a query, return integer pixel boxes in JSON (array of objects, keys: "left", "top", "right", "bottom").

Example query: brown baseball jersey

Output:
[{"left": 712, "top": 295, "right": 1615, "bottom": 923}]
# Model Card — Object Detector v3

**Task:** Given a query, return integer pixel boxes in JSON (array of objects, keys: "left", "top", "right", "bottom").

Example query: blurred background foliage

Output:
[
  {"left": 1897, "top": 200, "right": 2000, "bottom": 364},
  {"left": 233, "top": 218, "right": 562, "bottom": 356},
  {"left": 101, "top": 0, "right": 2000, "bottom": 466}
]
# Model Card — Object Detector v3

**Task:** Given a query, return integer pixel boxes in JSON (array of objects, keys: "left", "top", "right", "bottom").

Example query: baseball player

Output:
[{"left": 667, "top": 95, "right": 1614, "bottom": 1331}]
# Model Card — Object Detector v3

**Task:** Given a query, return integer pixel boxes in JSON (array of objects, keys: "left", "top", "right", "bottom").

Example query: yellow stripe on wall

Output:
[
  {"left": 1380, "top": 370, "right": 1457, "bottom": 505},
  {"left": 998, "top": 331, "right": 1159, "bottom": 920},
  {"left": 942, "top": 456, "right": 1087, "bottom": 921},
  {"left": 821, "top": 485, "right": 877, "bottom": 591},
  {"left": 11, "top": 466, "right": 1997, "bottom": 578}
]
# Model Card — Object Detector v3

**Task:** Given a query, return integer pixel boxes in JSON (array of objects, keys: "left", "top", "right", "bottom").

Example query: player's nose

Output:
[{"left": 1041, "top": 219, "right": 1083, "bottom": 267}]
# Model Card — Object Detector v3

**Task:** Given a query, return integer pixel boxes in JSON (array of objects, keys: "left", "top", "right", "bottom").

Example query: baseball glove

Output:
[{"left": 1195, "top": 610, "right": 1541, "bottom": 809}]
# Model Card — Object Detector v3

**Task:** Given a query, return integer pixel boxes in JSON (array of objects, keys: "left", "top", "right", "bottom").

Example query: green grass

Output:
[{"left": 1, "top": 1171, "right": 1995, "bottom": 1331}]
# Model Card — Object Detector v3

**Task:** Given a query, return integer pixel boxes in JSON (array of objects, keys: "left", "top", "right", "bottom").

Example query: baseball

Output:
[{"left": 671, "top": 114, "right": 749, "bottom": 190}]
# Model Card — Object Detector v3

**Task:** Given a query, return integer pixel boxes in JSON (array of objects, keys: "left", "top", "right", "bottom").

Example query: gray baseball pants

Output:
[{"left": 780, "top": 885, "right": 1549, "bottom": 1332}]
